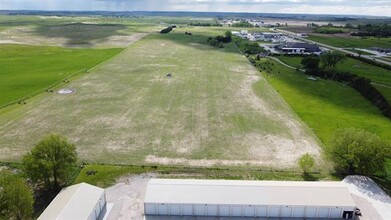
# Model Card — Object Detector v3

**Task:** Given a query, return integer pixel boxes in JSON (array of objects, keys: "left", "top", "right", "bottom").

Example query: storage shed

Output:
[
  {"left": 144, "top": 179, "right": 356, "bottom": 219},
  {"left": 38, "top": 183, "right": 106, "bottom": 220}
]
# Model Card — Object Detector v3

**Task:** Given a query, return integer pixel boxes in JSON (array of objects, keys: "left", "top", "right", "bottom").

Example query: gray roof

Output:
[
  {"left": 38, "top": 183, "right": 104, "bottom": 220},
  {"left": 145, "top": 179, "right": 356, "bottom": 207},
  {"left": 280, "top": 43, "right": 320, "bottom": 52}
]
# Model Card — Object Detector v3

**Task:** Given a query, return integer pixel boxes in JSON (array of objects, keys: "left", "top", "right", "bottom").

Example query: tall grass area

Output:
[
  {"left": 0, "top": 44, "right": 122, "bottom": 106},
  {"left": 308, "top": 35, "right": 391, "bottom": 49},
  {"left": 278, "top": 56, "right": 391, "bottom": 86},
  {"left": 256, "top": 58, "right": 391, "bottom": 144},
  {"left": 73, "top": 164, "right": 338, "bottom": 188},
  {"left": 255, "top": 58, "right": 391, "bottom": 184}
]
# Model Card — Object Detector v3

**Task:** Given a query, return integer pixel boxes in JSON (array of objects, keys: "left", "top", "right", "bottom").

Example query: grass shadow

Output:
[{"left": 34, "top": 23, "right": 128, "bottom": 46}]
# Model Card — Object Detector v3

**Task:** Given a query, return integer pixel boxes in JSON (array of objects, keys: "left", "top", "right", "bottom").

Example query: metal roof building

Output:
[
  {"left": 144, "top": 179, "right": 356, "bottom": 219},
  {"left": 38, "top": 183, "right": 106, "bottom": 220}
]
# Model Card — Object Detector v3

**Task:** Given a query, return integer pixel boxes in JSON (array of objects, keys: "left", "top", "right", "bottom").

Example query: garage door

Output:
[
  {"left": 194, "top": 205, "right": 205, "bottom": 216},
  {"left": 281, "top": 207, "right": 292, "bottom": 217},
  {"left": 330, "top": 208, "right": 342, "bottom": 218},
  {"left": 158, "top": 204, "right": 168, "bottom": 215},
  {"left": 182, "top": 205, "right": 193, "bottom": 216},
  {"left": 170, "top": 204, "right": 181, "bottom": 216},
  {"left": 268, "top": 207, "right": 280, "bottom": 217},
  {"left": 207, "top": 205, "right": 218, "bottom": 216},
  {"left": 219, "top": 206, "right": 230, "bottom": 217},
  {"left": 305, "top": 207, "right": 317, "bottom": 218},
  {"left": 292, "top": 207, "right": 305, "bottom": 218},
  {"left": 145, "top": 204, "right": 156, "bottom": 215},
  {"left": 244, "top": 206, "right": 255, "bottom": 217},
  {"left": 231, "top": 206, "right": 243, "bottom": 217},
  {"left": 256, "top": 206, "right": 267, "bottom": 217},
  {"left": 318, "top": 208, "right": 330, "bottom": 218}
]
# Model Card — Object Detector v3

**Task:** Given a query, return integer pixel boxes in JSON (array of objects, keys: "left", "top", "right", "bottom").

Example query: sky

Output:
[{"left": 0, "top": 0, "right": 390, "bottom": 17}]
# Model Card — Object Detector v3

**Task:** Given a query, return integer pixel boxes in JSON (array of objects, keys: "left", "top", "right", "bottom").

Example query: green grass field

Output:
[
  {"left": 0, "top": 44, "right": 122, "bottom": 106},
  {"left": 278, "top": 56, "right": 391, "bottom": 86},
  {"left": 0, "top": 27, "right": 321, "bottom": 168},
  {"left": 308, "top": 35, "right": 391, "bottom": 49},
  {"left": 256, "top": 58, "right": 391, "bottom": 144}
]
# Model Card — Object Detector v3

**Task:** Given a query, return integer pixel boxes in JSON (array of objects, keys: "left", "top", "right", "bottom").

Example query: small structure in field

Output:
[{"left": 57, "top": 89, "right": 75, "bottom": 95}]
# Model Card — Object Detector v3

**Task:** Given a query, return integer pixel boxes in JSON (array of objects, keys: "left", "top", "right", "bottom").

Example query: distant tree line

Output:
[
  {"left": 301, "top": 52, "right": 391, "bottom": 119},
  {"left": 231, "top": 21, "right": 254, "bottom": 28},
  {"left": 351, "top": 24, "right": 391, "bottom": 38},
  {"left": 188, "top": 22, "right": 222, "bottom": 27}
]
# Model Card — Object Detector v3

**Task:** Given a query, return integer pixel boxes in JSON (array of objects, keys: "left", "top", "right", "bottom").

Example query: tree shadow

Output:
[
  {"left": 302, "top": 173, "right": 318, "bottom": 181},
  {"left": 33, "top": 23, "right": 128, "bottom": 46}
]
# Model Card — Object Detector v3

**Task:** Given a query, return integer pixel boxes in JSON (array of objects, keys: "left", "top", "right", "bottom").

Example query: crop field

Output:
[
  {"left": 0, "top": 27, "right": 321, "bottom": 168},
  {"left": 307, "top": 34, "right": 391, "bottom": 49},
  {"left": 256, "top": 58, "right": 391, "bottom": 145},
  {"left": 0, "top": 44, "right": 122, "bottom": 106},
  {"left": 278, "top": 56, "right": 391, "bottom": 86}
]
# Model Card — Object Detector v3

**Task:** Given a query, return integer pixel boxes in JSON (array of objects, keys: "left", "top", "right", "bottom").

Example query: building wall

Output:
[
  {"left": 145, "top": 203, "right": 355, "bottom": 219},
  {"left": 87, "top": 192, "right": 107, "bottom": 220}
]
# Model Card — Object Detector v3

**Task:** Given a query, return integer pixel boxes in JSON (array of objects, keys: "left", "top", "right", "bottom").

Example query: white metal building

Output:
[
  {"left": 38, "top": 183, "right": 106, "bottom": 220},
  {"left": 144, "top": 179, "right": 356, "bottom": 219}
]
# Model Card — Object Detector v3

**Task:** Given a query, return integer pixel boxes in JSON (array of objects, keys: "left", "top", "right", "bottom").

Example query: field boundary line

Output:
[{"left": 0, "top": 33, "right": 149, "bottom": 110}]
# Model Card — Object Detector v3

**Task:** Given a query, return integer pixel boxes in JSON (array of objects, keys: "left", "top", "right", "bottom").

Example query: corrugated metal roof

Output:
[
  {"left": 38, "top": 183, "right": 104, "bottom": 220},
  {"left": 145, "top": 179, "right": 356, "bottom": 207}
]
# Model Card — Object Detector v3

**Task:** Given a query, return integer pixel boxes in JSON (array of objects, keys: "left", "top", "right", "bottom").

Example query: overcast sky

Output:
[{"left": 1, "top": 0, "right": 390, "bottom": 17}]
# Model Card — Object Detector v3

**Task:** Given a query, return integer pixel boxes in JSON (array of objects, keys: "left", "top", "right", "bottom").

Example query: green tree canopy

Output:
[
  {"left": 301, "top": 56, "right": 320, "bottom": 70},
  {"left": 326, "top": 128, "right": 390, "bottom": 175},
  {"left": 320, "top": 51, "right": 346, "bottom": 70},
  {"left": 298, "top": 153, "right": 315, "bottom": 174},
  {"left": 0, "top": 170, "right": 34, "bottom": 220},
  {"left": 22, "top": 133, "right": 77, "bottom": 189}
]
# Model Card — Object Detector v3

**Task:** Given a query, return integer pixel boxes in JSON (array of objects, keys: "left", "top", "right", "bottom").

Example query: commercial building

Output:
[
  {"left": 38, "top": 183, "right": 106, "bottom": 220},
  {"left": 144, "top": 179, "right": 356, "bottom": 219}
]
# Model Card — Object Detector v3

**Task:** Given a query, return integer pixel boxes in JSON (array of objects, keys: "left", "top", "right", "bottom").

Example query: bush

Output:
[
  {"left": 160, "top": 26, "right": 173, "bottom": 34},
  {"left": 298, "top": 153, "right": 315, "bottom": 174}
]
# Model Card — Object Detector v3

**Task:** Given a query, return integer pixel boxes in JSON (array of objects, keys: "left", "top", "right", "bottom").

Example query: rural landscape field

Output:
[{"left": 0, "top": 7, "right": 390, "bottom": 219}]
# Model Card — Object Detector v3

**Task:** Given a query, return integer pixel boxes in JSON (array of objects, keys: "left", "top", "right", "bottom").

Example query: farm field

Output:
[
  {"left": 278, "top": 56, "right": 391, "bottom": 86},
  {"left": 0, "top": 27, "right": 321, "bottom": 168},
  {"left": 307, "top": 34, "right": 391, "bottom": 49},
  {"left": 0, "top": 44, "right": 122, "bottom": 106},
  {"left": 256, "top": 58, "right": 391, "bottom": 145}
]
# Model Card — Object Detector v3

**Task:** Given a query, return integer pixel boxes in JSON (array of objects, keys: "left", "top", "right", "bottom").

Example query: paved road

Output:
[{"left": 275, "top": 28, "right": 391, "bottom": 67}]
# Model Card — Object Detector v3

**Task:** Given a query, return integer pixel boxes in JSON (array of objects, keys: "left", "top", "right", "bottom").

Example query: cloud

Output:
[{"left": 0, "top": 0, "right": 389, "bottom": 16}]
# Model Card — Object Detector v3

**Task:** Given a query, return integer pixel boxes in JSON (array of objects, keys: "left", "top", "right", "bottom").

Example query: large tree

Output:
[
  {"left": 22, "top": 134, "right": 77, "bottom": 189},
  {"left": 326, "top": 128, "right": 390, "bottom": 175},
  {"left": 320, "top": 51, "right": 346, "bottom": 70},
  {"left": 0, "top": 170, "right": 34, "bottom": 220}
]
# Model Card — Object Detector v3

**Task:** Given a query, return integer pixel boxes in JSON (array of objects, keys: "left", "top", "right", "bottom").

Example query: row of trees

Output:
[
  {"left": 188, "top": 22, "right": 222, "bottom": 27},
  {"left": 1, "top": 134, "right": 78, "bottom": 219},
  {"left": 352, "top": 24, "right": 391, "bottom": 38},
  {"left": 301, "top": 52, "right": 391, "bottom": 119}
]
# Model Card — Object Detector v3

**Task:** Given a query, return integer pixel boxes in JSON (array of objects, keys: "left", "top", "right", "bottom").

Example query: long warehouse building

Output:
[{"left": 144, "top": 179, "right": 356, "bottom": 219}]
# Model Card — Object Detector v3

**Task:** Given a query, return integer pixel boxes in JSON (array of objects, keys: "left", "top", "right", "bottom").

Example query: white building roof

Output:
[
  {"left": 38, "top": 183, "right": 104, "bottom": 220},
  {"left": 145, "top": 179, "right": 356, "bottom": 208}
]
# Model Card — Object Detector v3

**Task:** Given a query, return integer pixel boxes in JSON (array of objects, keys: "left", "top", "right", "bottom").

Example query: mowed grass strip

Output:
[
  {"left": 0, "top": 44, "right": 122, "bottom": 106},
  {"left": 257, "top": 58, "right": 391, "bottom": 144},
  {"left": 307, "top": 35, "right": 391, "bottom": 49},
  {"left": 278, "top": 56, "right": 391, "bottom": 86},
  {"left": 0, "top": 28, "right": 319, "bottom": 166}
]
